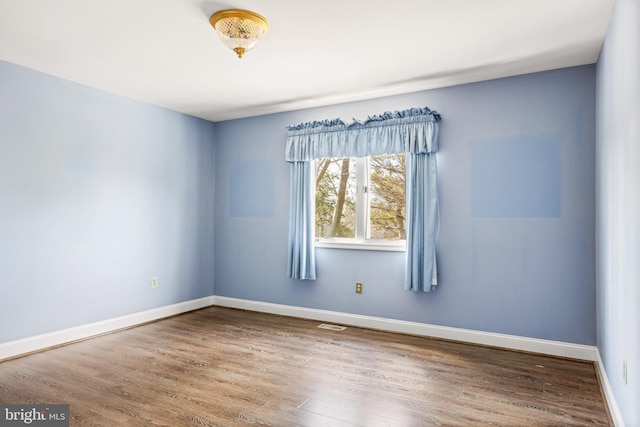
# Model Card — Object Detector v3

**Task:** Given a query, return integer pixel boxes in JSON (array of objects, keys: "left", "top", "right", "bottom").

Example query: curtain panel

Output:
[{"left": 285, "top": 107, "right": 441, "bottom": 291}]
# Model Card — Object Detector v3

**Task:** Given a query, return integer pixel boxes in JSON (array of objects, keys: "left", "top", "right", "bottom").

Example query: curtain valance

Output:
[{"left": 285, "top": 107, "right": 441, "bottom": 162}]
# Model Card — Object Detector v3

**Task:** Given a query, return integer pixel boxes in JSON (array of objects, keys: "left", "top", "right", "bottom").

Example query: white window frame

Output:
[{"left": 314, "top": 157, "right": 406, "bottom": 252}]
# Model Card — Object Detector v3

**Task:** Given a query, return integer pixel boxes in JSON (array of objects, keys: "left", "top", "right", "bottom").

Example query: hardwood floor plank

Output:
[{"left": 0, "top": 307, "right": 611, "bottom": 426}]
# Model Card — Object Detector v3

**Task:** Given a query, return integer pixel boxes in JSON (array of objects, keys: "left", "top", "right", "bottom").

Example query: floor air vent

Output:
[{"left": 318, "top": 323, "right": 346, "bottom": 331}]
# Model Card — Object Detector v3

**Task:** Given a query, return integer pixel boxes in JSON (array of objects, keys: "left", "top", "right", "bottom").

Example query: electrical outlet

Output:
[
  {"left": 151, "top": 276, "right": 158, "bottom": 288},
  {"left": 355, "top": 282, "right": 363, "bottom": 294},
  {"left": 623, "top": 359, "right": 628, "bottom": 385}
]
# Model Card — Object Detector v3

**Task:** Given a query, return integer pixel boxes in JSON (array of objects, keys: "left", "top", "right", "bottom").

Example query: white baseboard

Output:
[
  {"left": 0, "top": 296, "right": 215, "bottom": 361},
  {"left": 213, "top": 296, "right": 598, "bottom": 361},
  {"left": 595, "top": 350, "right": 625, "bottom": 427}
]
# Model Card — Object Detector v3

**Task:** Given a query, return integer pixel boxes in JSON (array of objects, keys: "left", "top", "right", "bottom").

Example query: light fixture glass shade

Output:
[{"left": 209, "top": 9, "right": 269, "bottom": 59}]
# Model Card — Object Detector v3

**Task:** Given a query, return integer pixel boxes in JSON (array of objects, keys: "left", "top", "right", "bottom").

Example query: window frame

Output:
[{"left": 314, "top": 156, "right": 407, "bottom": 252}]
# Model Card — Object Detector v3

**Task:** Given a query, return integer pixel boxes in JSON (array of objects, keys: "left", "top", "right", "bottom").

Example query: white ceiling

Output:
[{"left": 0, "top": 1, "right": 614, "bottom": 122}]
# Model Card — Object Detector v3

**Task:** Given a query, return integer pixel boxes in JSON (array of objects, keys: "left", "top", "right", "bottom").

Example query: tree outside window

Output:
[{"left": 315, "top": 154, "right": 405, "bottom": 243}]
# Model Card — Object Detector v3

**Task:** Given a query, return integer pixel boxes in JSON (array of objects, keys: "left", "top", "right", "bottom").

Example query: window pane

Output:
[
  {"left": 315, "top": 158, "right": 357, "bottom": 238},
  {"left": 369, "top": 154, "right": 406, "bottom": 240}
]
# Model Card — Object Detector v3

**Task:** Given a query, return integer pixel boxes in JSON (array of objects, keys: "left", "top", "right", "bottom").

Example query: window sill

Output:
[{"left": 315, "top": 239, "right": 406, "bottom": 252}]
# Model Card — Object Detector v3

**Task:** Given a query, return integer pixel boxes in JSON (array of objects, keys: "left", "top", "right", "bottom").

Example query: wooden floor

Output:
[{"left": 0, "top": 307, "right": 611, "bottom": 426}]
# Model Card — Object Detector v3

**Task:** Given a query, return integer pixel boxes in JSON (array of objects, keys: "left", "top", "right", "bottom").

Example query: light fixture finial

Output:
[{"left": 209, "top": 9, "right": 269, "bottom": 59}]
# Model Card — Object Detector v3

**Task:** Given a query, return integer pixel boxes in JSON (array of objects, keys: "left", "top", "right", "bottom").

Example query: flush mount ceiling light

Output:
[{"left": 209, "top": 9, "right": 269, "bottom": 59}]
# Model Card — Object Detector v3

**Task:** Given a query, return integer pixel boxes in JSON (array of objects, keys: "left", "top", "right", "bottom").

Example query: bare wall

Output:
[
  {"left": 596, "top": 0, "right": 640, "bottom": 424},
  {"left": 0, "top": 60, "right": 216, "bottom": 343},
  {"left": 214, "top": 65, "right": 596, "bottom": 345}
]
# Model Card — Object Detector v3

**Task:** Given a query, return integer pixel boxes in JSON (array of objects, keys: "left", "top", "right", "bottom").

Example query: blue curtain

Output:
[
  {"left": 405, "top": 152, "right": 438, "bottom": 291},
  {"left": 287, "top": 161, "right": 316, "bottom": 280},
  {"left": 286, "top": 107, "right": 441, "bottom": 290}
]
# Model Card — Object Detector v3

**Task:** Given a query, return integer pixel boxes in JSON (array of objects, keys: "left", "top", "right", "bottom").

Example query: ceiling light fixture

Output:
[{"left": 209, "top": 9, "right": 269, "bottom": 59}]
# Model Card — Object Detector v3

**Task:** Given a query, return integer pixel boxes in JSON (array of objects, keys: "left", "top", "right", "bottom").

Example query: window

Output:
[
  {"left": 286, "top": 106, "right": 440, "bottom": 284},
  {"left": 314, "top": 154, "right": 406, "bottom": 251}
]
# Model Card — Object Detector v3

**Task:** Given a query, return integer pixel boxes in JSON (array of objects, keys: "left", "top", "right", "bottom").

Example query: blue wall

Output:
[
  {"left": 0, "top": 60, "right": 216, "bottom": 343},
  {"left": 0, "top": 54, "right": 599, "bottom": 369},
  {"left": 215, "top": 65, "right": 596, "bottom": 345},
  {"left": 596, "top": 0, "right": 640, "bottom": 424}
]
